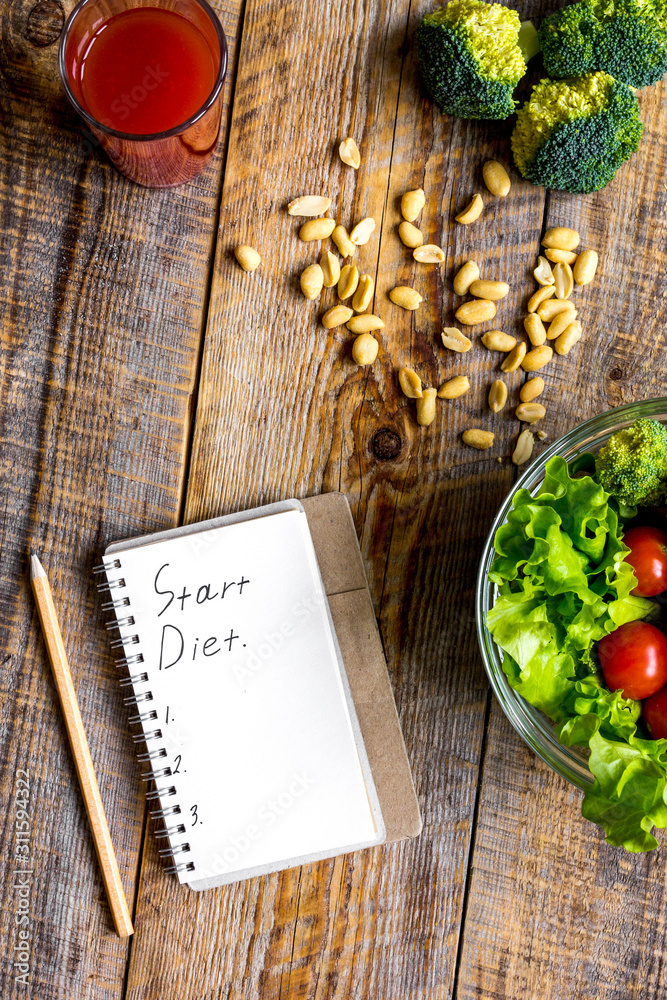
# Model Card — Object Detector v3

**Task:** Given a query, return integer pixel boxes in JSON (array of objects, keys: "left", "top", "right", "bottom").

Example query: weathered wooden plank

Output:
[
  {"left": 455, "top": 76, "right": 667, "bottom": 1000},
  {"left": 125, "top": 1, "right": 553, "bottom": 996},
  {"left": 0, "top": 1, "right": 241, "bottom": 997}
]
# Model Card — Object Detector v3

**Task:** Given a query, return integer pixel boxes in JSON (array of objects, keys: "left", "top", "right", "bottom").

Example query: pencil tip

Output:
[{"left": 30, "top": 553, "right": 46, "bottom": 580}]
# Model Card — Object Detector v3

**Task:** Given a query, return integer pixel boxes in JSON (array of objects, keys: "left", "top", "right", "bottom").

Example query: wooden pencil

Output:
[{"left": 30, "top": 553, "right": 134, "bottom": 939}]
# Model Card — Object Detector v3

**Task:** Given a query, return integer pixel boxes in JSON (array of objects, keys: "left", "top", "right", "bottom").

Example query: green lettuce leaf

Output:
[
  {"left": 582, "top": 733, "right": 667, "bottom": 852},
  {"left": 486, "top": 454, "right": 662, "bottom": 851}
]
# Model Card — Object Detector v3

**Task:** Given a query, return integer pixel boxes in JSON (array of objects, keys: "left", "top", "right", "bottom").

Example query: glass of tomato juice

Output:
[{"left": 58, "top": 0, "right": 227, "bottom": 187}]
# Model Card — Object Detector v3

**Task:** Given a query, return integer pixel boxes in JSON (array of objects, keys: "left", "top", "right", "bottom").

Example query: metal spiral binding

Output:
[
  {"left": 95, "top": 556, "right": 194, "bottom": 878},
  {"left": 137, "top": 747, "right": 168, "bottom": 763},
  {"left": 154, "top": 823, "right": 185, "bottom": 839},
  {"left": 146, "top": 785, "right": 177, "bottom": 802},
  {"left": 106, "top": 616, "right": 135, "bottom": 630},
  {"left": 141, "top": 766, "right": 172, "bottom": 782},
  {"left": 165, "top": 861, "right": 195, "bottom": 874},
  {"left": 116, "top": 653, "right": 144, "bottom": 668}
]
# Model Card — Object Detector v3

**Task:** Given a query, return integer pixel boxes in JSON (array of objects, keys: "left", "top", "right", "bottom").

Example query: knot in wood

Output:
[
  {"left": 371, "top": 428, "right": 402, "bottom": 461},
  {"left": 25, "top": 0, "right": 64, "bottom": 47},
  {"left": 608, "top": 366, "right": 625, "bottom": 382}
]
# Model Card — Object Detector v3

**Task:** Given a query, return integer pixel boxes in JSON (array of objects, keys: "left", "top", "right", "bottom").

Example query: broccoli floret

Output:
[
  {"left": 538, "top": 0, "right": 667, "bottom": 89},
  {"left": 595, "top": 418, "right": 667, "bottom": 507},
  {"left": 511, "top": 72, "right": 643, "bottom": 192},
  {"left": 417, "top": 0, "right": 540, "bottom": 120}
]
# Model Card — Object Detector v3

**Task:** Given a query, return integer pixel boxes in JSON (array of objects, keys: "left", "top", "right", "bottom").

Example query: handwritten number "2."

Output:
[
  {"left": 190, "top": 804, "right": 199, "bottom": 826},
  {"left": 173, "top": 754, "right": 182, "bottom": 775}
]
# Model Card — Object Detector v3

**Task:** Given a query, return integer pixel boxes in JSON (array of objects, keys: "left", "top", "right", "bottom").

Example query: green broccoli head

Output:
[
  {"left": 417, "top": 0, "right": 539, "bottom": 119},
  {"left": 595, "top": 418, "right": 667, "bottom": 507},
  {"left": 538, "top": 0, "right": 667, "bottom": 89},
  {"left": 511, "top": 72, "right": 643, "bottom": 192}
]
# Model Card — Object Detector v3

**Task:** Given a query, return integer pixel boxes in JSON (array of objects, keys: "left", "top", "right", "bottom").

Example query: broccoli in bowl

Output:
[{"left": 417, "top": 0, "right": 540, "bottom": 119}]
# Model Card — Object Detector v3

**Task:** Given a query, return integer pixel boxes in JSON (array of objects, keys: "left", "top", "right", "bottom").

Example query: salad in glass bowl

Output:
[{"left": 476, "top": 400, "right": 667, "bottom": 852}]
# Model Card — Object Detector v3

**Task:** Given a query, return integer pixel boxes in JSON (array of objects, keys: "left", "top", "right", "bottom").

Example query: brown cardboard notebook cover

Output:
[{"left": 302, "top": 493, "right": 421, "bottom": 842}]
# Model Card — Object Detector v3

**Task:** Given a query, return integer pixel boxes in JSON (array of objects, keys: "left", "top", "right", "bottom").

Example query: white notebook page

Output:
[{"left": 110, "top": 508, "right": 380, "bottom": 883}]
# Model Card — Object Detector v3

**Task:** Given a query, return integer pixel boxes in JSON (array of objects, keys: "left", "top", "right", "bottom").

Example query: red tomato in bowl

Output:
[
  {"left": 623, "top": 526, "right": 667, "bottom": 597},
  {"left": 598, "top": 621, "right": 667, "bottom": 700},
  {"left": 643, "top": 687, "right": 667, "bottom": 740}
]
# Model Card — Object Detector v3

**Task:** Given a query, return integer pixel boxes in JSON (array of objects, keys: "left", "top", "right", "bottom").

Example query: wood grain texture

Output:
[
  {"left": 455, "top": 75, "right": 667, "bottom": 1000},
  {"left": 0, "top": 0, "right": 241, "bottom": 995},
  {"left": 123, "top": 1, "right": 573, "bottom": 998}
]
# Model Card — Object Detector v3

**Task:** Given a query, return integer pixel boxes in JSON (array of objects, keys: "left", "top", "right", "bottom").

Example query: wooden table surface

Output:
[{"left": 2, "top": 0, "right": 667, "bottom": 997}]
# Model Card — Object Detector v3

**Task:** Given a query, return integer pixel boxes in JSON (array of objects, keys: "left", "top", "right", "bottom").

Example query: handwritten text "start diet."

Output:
[{"left": 154, "top": 563, "right": 250, "bottom": 670}]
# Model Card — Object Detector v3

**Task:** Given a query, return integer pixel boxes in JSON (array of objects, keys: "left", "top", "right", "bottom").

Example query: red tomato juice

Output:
[{"left": 73, "top": 7, "right": 217, "bottom": 134}]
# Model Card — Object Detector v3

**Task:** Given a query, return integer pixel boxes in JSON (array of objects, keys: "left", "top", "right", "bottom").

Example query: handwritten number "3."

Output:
[{"left": 190, "top": 804, "right": 199, "bottom": 826}]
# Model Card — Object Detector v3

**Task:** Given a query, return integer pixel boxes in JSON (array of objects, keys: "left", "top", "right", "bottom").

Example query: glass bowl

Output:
[{"left": 476, "top": 397, "right": 667, "bottom": 790}]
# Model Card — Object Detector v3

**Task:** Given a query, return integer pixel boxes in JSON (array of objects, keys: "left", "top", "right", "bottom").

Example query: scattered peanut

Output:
[
  {"left": 524, "top": 313, "right": 547, "bottom": 347},
  {"left": 438, "top": 375, "right": 470, "bottom": 399},
  {"left": 320, "top": 250, "right": 340, "bottom": 288},
  {"left": 287, "top": 195, "right": 331, "bottom": 216},
  {"left": 441, "top": 327, "right": 472, "bottom": 353},
  {"left": 399, "top": 367, "right": 423, "bottom": 398},
  {"left": 322, "top": 304, "right": 354, "bottom": 329},
  {"left": 347, "top": 314, "right": 384, "bottom": 333},
  {"left": 455, "top": 193, "right": 484, "bottom": 225},
  {"left": 453, "top": 261, "right": 480, "bottom": 296},
  {"left": 553, "top": 261, "right": 574, "bottom": 299},
  {"left": 300, "top": 263, "right": 324, "bottom": 300},
  {"left": 470, "top": 279, "right": 510, "bottom": 301},
  {"left": 546, "top": 309, "right": 577, "bottom": 340},
  {"left": 350, "top": 217, "right": 376, "bottom": 245},
  {"left": 537, "top": 430, "right": 547, "bottom": 440},
  {"left": 389, "top": 286, "right": 423, "bottom": 310},
  {"left": 455, "top": 299, "right": 496, "bottom": 325},
  {"left": 339, "top": 137, "right": 361, "bottom": 169},
  {"left": 542, "top": 227, "right": 580, "bottom": 251},
  {"left": 398, "top": 221, "right": 424, "bottom": 248},
  {"left": 332, "top": 225, "right": 356, "bottom": 258},
  {"left": 338, "top": 264, "right": 359, "bottom": 300},
  {"left": 527, "top": 285, "right": 556, "bottom": 312},
  {"left": 544, "top": 248, "right": 577, "bottom": 265},
  {"left": 234, "top": 245, "right": 261, "bottom": 272},
  {"left": 573, "top": 250, "right": 598, "bottom": 286},
  {"left": 500, "top": 342, "right": 527, "bottom": 372},
  {"left": 489, "top": 380, "right": 508, "bottom": 413},
  {"left": 555, "top": 320, "right": 582, "bottom": 356},
  {"left": 481, "top": 330, "right": 516, "bottom": 352},
  {"left": 516, "top": 402, "right": 546, "bottom": 423},
  {"left": 537, "top": 298, "right": 576, "bottom": 322},
  {"left": 519, "top": 377, "right": 545, "bottom": 402},
  {"left": 462, "top": 429, "right": 494, "bottom": 450},
  {"left": 521, "top": 345, "right": 553, "bottom": 371},
  {"left": 482, "top": 160, "right": 511, "bottom": 197},
  {"left": 512, "top": 429, "right": 534, "bottom": 466},
  {"left": 414, "top": 244, "right": 446, "bottom": 263},
  {"left": 401, "top": 189, "right": 425, "bottom": 222},
  {"left": 352, "top": 274, "right": 374, "bottom": 313},
  {"left": 299, "top": 218, "right": 336, "bottom": 242},
  {"left": 534, "top": 255, "right": 554, "bottom": 286},
  {"left": 352, "top": 333, "right": 378, "bottom": 366},
  {"left": 416, "top": 388, "right": 437, "bottom": 426}
]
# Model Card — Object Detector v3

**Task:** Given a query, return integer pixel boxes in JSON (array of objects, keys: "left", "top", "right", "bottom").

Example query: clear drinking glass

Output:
[
  {"left": 476, "top": 398, "right": 667, "bottom": 790},
  {"left": 58, "top": 0, "right": 228, "bottom": 187}
]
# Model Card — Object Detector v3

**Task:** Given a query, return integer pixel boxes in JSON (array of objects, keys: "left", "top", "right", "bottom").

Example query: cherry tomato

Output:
[
  {"left": 643, "top": 686, "right": 667, "bottom": 740},
  {"left": 623, "top": 525, "right": 667, "bottom": 597},
  {"left": 598, "top": 620, "right": 667, "bottom": 700}
]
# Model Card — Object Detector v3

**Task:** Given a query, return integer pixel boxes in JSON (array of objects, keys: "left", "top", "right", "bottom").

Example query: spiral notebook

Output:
[{"left": 98, "top": 494, "right": 420, "bottom": 890}]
